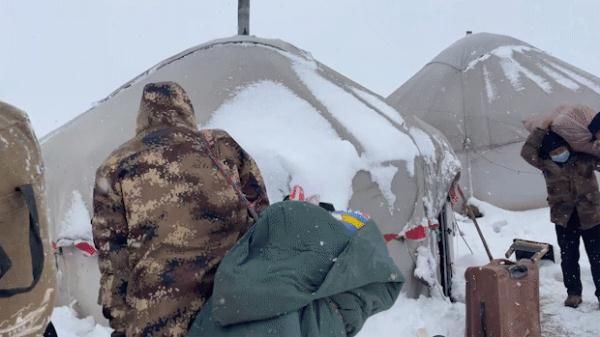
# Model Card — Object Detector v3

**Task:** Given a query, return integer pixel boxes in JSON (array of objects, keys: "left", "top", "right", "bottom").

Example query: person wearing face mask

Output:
[{"left": 522, "top": 127, "right": 600, "bottom": 310}]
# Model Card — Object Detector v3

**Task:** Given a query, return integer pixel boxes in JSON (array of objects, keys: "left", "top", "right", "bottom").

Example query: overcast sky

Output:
[{"left": 1, "top": 0, "right": 599, "bottom": 136}]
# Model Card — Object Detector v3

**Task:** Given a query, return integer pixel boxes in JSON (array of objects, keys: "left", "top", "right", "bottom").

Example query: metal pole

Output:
[
  {"left": 238, "top": 0, "right": 250, "bottom": 35},
  {"left": 458, "top": 186, "right": 494, "bottom": 262}
]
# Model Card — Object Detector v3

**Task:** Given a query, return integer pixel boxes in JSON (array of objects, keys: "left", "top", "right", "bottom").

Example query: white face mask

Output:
[{"left": 551, "top": 150, "right": 570, "bottom": 163}]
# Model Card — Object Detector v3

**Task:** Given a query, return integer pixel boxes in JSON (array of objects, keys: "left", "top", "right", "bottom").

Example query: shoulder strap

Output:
[
  {"left": 0, "top": 244, "right": 12, "bottom": 280},
  {"left": 0, "top": 184, "right": 45, "bottom": 297},
  {"left": 198, "top": 132, "right": 259, "bottom": 221}
]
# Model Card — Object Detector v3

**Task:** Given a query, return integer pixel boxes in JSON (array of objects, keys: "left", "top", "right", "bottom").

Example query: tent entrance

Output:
[{"left": 438, "top": 201, "right": 456, "bottom": 299}]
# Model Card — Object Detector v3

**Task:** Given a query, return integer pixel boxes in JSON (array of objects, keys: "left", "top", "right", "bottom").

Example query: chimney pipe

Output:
[{"left": 238, "top": 0, "right": 250, "bottom": 35}]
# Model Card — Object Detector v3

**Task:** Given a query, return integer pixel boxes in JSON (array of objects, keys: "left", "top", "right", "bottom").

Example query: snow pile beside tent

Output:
[
  {"left": 56, "top": 191, "right": 92, "bottom": 241},
  {"left": 207, "top": 80, "right": 362, "bottom": 208},
  {"left": 52, "top": 306, "right": 111, "bottom": 337},
  {"left": 413, "top": 246, "right": 444, "bottom": 296},
  {"left": 207, "top": 47, "right": 422, "bottom": 209}
]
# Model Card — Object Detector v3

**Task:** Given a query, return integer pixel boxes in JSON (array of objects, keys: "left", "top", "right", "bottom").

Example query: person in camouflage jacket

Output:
[
  {"left": 91, "top": 82, "right": 269, "bottom": 337},
  {"left": 521, "top": 127, "right": 600, "bottom": 309}
]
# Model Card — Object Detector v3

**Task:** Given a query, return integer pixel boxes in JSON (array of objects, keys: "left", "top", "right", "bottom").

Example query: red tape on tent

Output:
[
  {"left": 53, "top": 238, "right": 97, "bottom": 257},
  {"left": 384, "top": 223, "right": 441, "bottom": 243},
  {"left": 289, "top": 185, "right": 305, "bottom": 201}
]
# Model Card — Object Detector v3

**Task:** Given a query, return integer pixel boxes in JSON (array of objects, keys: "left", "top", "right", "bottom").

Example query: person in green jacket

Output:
[{"left": 187, "top": 201, "right": 403, "bottom": 337}]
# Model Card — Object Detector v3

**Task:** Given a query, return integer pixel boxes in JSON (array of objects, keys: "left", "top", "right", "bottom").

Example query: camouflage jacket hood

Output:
[
  {"left": 0, "top": 101, "right": 29, "bottom": 129},
  {"left": 93, "top": 92, "right": 270, "bottom": 336},
  {"left": 136, "top": 82, "right": 198, "bottom": 134}
]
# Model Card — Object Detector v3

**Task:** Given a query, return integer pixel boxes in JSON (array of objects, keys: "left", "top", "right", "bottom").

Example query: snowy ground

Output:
[
  {"left": 51, "top": 307, "right": 111, "bottom": 337},
  {"left": 358, "top": 199, "right": 600, "bottom": 337},
  {"left": 52, "top": 200, "right": 600, "bottom": 337}
]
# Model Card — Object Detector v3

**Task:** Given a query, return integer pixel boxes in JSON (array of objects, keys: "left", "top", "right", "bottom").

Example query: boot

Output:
[{"left": 564, "top": 295, "right": 582, "bottom": 308}]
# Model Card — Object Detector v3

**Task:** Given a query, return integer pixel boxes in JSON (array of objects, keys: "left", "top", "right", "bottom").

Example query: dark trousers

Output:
[{"left": 555, "top": 211, "right": 600, "bottom": 297}]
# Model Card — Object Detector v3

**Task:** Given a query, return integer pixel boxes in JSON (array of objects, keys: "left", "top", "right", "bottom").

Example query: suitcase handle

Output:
[
  {"left": 480, "top": 302, "right": 488, "bottom": 337},
  {"left": 508, "top": 264, "right": 529, "bottom": 279}
]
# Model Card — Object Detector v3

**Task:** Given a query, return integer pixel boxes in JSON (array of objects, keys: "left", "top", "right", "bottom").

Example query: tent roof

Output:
[
  {"left": 388, "top": 32, "right": 600, "bottom": 153},
  {"left": 43, "top": 36, "right": 312, "bottom": 140},
  {"left": 42, "top": 35, "right": 459, "bottom": 237},
  {"left": 430, "top": 33, "right": 533, "bottom": 71}
]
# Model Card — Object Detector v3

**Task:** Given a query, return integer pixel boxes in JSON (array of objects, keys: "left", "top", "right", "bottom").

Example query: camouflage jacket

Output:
[
  {"left": 521, "top": 128, "right": 600, "bottom": 229},
  {"left": 0, "top": 101, "right": 56, "bottom": 337},
  {"left": 91, "top": 82, "right": 269, "bottom": 337}
]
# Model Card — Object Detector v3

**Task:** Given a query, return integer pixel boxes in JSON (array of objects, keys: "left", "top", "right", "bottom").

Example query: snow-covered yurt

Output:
[
  {"left": 41, "top": 36, "right": 460, "bottom": 321},
  {"left": 387, "top": 32, "right": 600, "bottom": 210}
]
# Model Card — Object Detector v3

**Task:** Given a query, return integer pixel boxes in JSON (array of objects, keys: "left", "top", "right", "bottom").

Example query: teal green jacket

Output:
[{"left": 188, "top": 201, "right": 403, "bottom": 337}]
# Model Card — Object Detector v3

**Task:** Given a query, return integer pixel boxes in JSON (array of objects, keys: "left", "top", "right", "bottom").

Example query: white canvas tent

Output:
[
  {"left": 41, "top": 36, "right": 460, "bottom": 320},
  {"left": 388, "top": 32, "right": 600, "bottom": 210}
]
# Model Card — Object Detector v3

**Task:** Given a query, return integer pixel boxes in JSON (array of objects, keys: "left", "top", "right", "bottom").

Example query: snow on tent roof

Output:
[
  {"left": 41, "top": 36, "right": 460, "bottom": 318},
  {"left": 43, "top": 35, "right": 459, "bottom": 231},
  {"left": 387, "top": 32, "right": 600, "bottom": 210}
]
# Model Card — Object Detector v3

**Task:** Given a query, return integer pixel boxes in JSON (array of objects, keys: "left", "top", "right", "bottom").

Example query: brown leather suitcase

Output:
[{"left": 465, "top": 259, "right": 541, "bottom": 337}]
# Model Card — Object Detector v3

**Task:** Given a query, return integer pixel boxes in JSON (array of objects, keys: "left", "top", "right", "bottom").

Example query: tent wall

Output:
[{"left": 463, "top": 142, "right": 547, "bottom": 210}]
